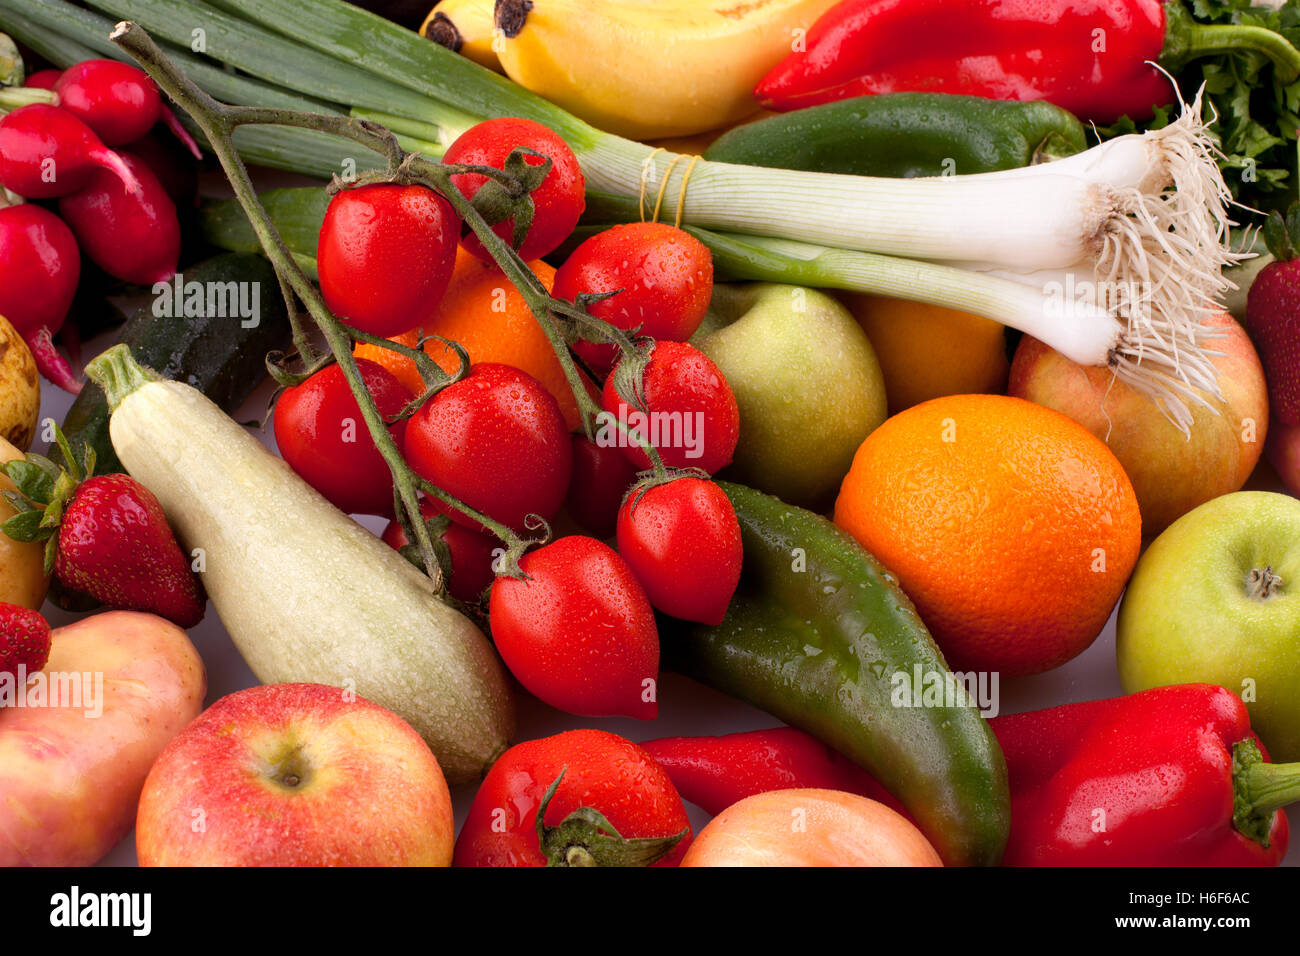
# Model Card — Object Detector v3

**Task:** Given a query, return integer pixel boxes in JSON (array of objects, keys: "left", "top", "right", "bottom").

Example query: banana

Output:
[
  {"left": 493, "top": 0, "right": 841, "bottom": 140},
  {"left": 420, "top": 0, "right": 502, "bottom": 73}
]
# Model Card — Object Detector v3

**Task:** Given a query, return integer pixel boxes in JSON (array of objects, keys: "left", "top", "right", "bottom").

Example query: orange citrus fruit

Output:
[
  {"left": 840, "top": 295, "right": 1010, "bottom": 415},
  {"left": 833, "top": 394, "right": 1141, "bottom": 677},
  {"left": 352, "top": 247, "right": 586, "bottom": 430}
]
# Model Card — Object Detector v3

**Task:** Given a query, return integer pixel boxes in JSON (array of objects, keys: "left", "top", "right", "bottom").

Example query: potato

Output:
[
  {"left": 0, "top": 316, "right": 39, "bottom": 452},
  {"left": 0, "top": 611, "right": 206, "bottom": 865},
  {"left": 0, "top": 435, "right": 48, "bottom": 609}
]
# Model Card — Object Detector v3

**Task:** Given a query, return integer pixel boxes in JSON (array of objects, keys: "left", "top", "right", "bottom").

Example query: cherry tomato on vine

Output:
[
  {"left": 489, "top": 536, "right": 659, "bottom": 720},
  {"left": 564, "top": 434, "right": 639, "bottom": 539},
  {"left": 454, "top": 729, "right": 692, "bottom": 867},
  {"left": 380, "top": 497, "right": 498, "bottom": 603},
  {"left": 602, "top": 340, "right": 740, "bottom": 474},
  {"left": 317, "top": 183, "right": 459, "bottom": 337},
  {"left": 556, "top": 222, "right": 714, "bottom": 378},
  {"left": 403, "top": 363, "right": 571, "bottom": 533},
  {"left": 273, "top": 358, "right": 414, "bottom": 516},
  {"left": 442, "top": 117, "right": 585, "bottom": 262},
  {"left": 617, "top": 476, "right": 742, "bottom": 625}
]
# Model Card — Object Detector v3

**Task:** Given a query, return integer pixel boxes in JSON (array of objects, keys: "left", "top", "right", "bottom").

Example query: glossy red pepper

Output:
[
  {"left": 641, "top": 727, "right": 905, "bottom": 817},
  {"left": 756, "top": 0, "right": 1300, "bottom": 124},
  {"left": 645, "top": 685, "right": 1300, "bottom": 866}
]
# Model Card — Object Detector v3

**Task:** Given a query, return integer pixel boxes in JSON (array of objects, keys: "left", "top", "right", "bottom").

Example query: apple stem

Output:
[{"left": 1245, "top": 566, "right": 1283, "bottom": 600}]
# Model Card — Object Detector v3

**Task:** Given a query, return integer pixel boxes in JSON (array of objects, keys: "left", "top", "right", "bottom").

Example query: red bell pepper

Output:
[
  {"left": 755, "top": 0, "right": 1300, "bottom": 124},
  {"left": 644, "top": 685, "right": 1300, "bottom": 865}
]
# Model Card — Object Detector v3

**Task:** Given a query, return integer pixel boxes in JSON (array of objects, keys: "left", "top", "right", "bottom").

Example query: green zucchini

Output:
[
  {"left": 62, "top": 253, "right": 293, "bottom": 475},
  {"left": 85, "top": 344, "right": 515, "bottom": 783}
]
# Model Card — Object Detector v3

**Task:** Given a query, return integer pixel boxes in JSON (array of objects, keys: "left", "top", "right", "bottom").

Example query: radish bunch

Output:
[{"left": 0, "top": 59, "right": 191, "bottom": 393}]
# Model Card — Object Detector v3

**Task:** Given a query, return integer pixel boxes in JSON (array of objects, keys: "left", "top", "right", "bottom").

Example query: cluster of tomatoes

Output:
[
  {"left": 0, "top": 59, "right": 192, "bottom": 393},
  {"left": 274, "top": 117, "right": 747, "bottom": 721}
]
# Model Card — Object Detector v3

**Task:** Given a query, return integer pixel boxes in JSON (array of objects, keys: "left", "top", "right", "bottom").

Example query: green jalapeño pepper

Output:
[
  {"left": 703, "top": 92, "right": 1087, "bottom": 178},
  {"left": 664, "top": 482, "right": 1010, "bottom": 866}
]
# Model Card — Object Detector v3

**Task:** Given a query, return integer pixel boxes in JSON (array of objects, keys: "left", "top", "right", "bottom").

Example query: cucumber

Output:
[
  {"left": 86, "top": 344, "right": 515, "bottom": 783},
  {"left": 63, "top": 252, "right": 293, "bottom": 474},
  {"left": 703, "top": 93, "right": 1087, "bottom": 178},
  {"left": 200, "top": 189, "right": 330, "bottom": 279}
]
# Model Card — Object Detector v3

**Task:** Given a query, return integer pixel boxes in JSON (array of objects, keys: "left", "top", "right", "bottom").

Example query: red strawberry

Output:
[
  {"left": 0, "top": 602, "right": 51, "bottom": 680},
  {"left": 55, "top": 474, "right": 205, "bottom": 627},
  {"left": 0, "top": 428, "right": 205, "bottom": 628},
  {"left": 1245, "top": 204, "right": 1300, "bottom": 426}
]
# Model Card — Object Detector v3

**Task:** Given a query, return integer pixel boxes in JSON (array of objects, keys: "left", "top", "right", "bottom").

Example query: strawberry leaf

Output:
[
  {"left": 42, "top": 535, "right": 57, "bottom": 576},
  {"left": 4, "top": 459, "right": 55, "bottom": 506},
  {"left": 3, "top": 509, "right": 49, "bottom": 543}
]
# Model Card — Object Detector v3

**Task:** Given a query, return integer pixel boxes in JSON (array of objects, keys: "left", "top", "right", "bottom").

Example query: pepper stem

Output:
[
  {"left": 1162, "top": 1, "right": 1300, "bottom": 83},
  {"left": 1232, "top": 738, "right": 1300, "bottom": 847}
]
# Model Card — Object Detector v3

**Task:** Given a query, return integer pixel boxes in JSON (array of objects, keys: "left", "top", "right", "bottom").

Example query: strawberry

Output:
[
  {"left": 0, "top": 602, "right": 51, "bottom": 680},
  {"left": 0, "top": 427, "right": 205, "bottom": 628},
  {"left": 1245, "top": 203, "right": 1300, "bottom": 427}
]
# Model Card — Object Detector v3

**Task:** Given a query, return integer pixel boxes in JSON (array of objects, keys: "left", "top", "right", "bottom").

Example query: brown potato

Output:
[
  {"left": 0, "top": 434, "right": 49, "bottom": 608},
  {"left": 0, "top": 315, "right": 39, "bottom": 451}
]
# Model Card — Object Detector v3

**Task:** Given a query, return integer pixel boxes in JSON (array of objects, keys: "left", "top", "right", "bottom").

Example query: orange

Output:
[
  {"left": 840, "top": 294, "right": 1009, "bottom": 415},
  {"left": 833, "top": 394, "right": 1141, "bottom": 677},
  {"left": 351, "top": 247, "right": 586, "bottom": 430}
]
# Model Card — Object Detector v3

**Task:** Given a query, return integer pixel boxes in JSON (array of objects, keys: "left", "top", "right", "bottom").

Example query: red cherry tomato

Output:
[
  {"left": 380, "top": 497, "right": 498, "bottom": 603},
  {"left": 404, "top": 363, "right": 571, "bottom": 533},
  {"left": 489, "top": 536, "right": 659, "bottom": 720},
  {"left": 454, "top": 729, "right": 692, "bottom": 867},
  {"left": 442, "top": 117, "right": 585, "bottom": 262},
  {"left": 556, "top": 222, "right": 714, "bottom": 378},
  {"left": 273, "top": 358, "right": 414, "bottom": 516},
  {"left": 564, "top": 435, "right": 639, "bottom": 539},
  {"left": 601, "top": 341, "right": 740, "bottom": 474},
  {"left": 317, "top": 183, "right": 459, "bottom": 337},
  {"left": 616, "top": 477, "right": 742, "bottom": 625}
]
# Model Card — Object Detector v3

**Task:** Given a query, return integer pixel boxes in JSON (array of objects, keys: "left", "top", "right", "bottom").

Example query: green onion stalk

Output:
[{"left": 0, "top": 0, "right": 1253, "bottom": 432}]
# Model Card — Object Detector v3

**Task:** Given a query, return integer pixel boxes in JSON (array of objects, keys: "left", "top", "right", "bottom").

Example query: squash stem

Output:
[{"left": 84, "top": 343, "right": 161, "bottom": 413}]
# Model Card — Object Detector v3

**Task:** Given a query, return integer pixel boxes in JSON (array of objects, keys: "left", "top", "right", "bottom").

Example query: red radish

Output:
[
  {"left": 0, "top": 104, "right": 140, "bottom": 199},
  {"left": 123, "top": 132, "right": 198, "bottom": 210},
  {"left": 59, "top": 151, "right": 180, "bottom": 286},
  {"left": 24, "top": 69, "right": 62, "bottom": 91},
  {"left": 54, "top": 59, "right": 201, "bottom": 159},
  {"left": 0, "top": 205, "right": 82, "bottom": 393}
]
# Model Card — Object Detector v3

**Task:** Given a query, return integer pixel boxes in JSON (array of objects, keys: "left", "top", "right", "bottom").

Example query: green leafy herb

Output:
[{"left": 1105, "top": 0, "right": 1300, "bottom": 216}]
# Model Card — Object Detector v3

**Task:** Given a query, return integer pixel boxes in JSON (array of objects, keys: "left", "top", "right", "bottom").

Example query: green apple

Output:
[
  {"left": 693, "top": 283, "right": 887, "bottom": 510},
  {"left": 1117, "top": 491, "right": 1300, "bottom": 761}
]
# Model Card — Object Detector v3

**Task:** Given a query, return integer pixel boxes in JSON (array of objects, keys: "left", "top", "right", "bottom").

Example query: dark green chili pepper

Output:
[
  {"left": 663, "top": 482, "right": 1010, "bottom": 866},
  {"left": 703, "top": 92, "right": 1087, "bottom": 177}
]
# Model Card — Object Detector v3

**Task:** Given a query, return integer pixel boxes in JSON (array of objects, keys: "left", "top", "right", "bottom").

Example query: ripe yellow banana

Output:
[
  {"left": 421, "top": 0, "right": 501, "bottom": 73},
  {"left": 493, "top": 0, "right": 841, "bottom": 140}
]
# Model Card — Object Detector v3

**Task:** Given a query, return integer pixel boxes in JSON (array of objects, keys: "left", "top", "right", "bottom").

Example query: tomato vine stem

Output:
[{"left": 110, "top": 19, "right": 665, "bottom": 584}]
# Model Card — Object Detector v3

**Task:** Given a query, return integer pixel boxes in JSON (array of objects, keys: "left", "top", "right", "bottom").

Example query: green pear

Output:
[
  {"left": 693, "top": 283, "right": 887, "bottom": 511},
  {"left": 1117, "top": 491, "right": 1300, "bottom": 762}
]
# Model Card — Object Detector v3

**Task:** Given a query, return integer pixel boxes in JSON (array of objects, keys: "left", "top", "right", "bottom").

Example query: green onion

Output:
[{"left": 8, "top": 0, "right": 1241, "bottom": 429}]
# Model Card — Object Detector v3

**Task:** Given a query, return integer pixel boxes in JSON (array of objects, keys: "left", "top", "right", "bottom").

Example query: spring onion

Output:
[{"left": 2, "top": 0, "right": 1246, "bottom": 430}]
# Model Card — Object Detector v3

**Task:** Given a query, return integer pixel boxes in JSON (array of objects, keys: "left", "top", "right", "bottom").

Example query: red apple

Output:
[
  {"left": 1009, "top": 312, "right": 1268, "bottom": 537},
  {"left": 136, "top": 683, "right": 455, "bottom": 866}
]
